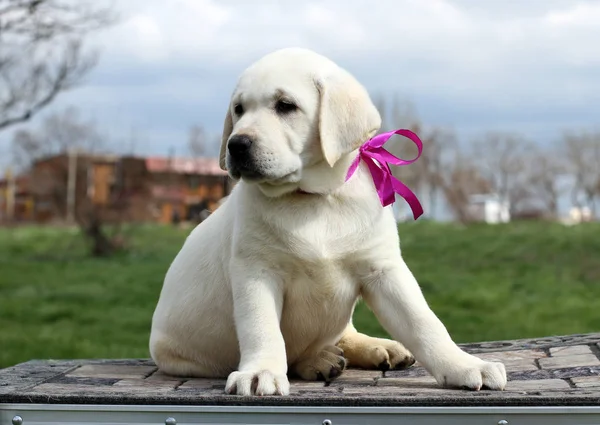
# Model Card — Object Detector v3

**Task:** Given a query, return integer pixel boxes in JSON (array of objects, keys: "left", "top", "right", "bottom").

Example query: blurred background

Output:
[{"left": 0, "top": 0, "right": 599, "bottom": 369}]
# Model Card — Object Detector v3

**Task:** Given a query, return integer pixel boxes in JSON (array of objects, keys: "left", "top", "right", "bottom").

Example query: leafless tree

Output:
[
  {"left": 0, "top": 0, "right": 116, "bottom": 131},
  {"left": 188, "top": 124, "right": 208, "bottom": 157},
  {"left": 373, "top": 93, "right": 453, "bottom": 218},
  {"left": 562, "top": 130, "right": 600, "bottom": 219},
  {"left": 416, "top": 126, "right": 458, "bottom": 218},
  {"left": 370, "top": 93, "right": 579, "bottom": 223},
  {"left": 187, "top": 124, "right": 221, "bottom": 158},
  {"left": 438, "top": 152, "right": 493, "bottom": 223},
  {"left": 519, "top": 145, "right": 567, "bottom": 219},
  {"left": 471, "top": 131, "right": 535, "bottom": 215},
  {"left": 12, "top": 106, "right": 125, "bottom": 256},
  {"left": 11, "top": 106, "right": 102, "bottom": 168},
  {"left": 373, "top": 95, "right": 422, "bottom": 211}
]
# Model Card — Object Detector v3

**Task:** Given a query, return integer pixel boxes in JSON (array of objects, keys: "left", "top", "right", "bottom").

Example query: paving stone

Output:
[
  {"left": 506, "top": 379, "right": 570, "bottom": 391},
  {"left": 113, "top": 378, "right": 178, "bottom": 389},
  {"left": 325, "top": 368, "right": 380, "bottom": 386},
  {"left": 288, "top": 380, "right": 328, "bottom": 389},
  {"left": 385, "top": 366, "right": 431, "bottom": 379},
  {"left": 2, "top": 333, "right": 600, "bottom": 407},
  {"left": 291, "top": 385, "right": 340, "bottom": 396},
  {"left": 341, "top": 368, "right": 382, "bottom": 379},
  {"left": 535, "top": 390, "right": 600, "bottom": 399},
  {"left": 508, "top": 365, "right": 600, "bottom": 381},
  {"left": 476, "top": 349, "right": 547, "bottom": 361},
  {"left": 328, "top": 377, "right": 376, "bottom": 386},
  {"left": 145, "top": 370, "right": 183, "bottom": 383},
  {"left": 377, "top": 376, "right": 438, "bottom": 388},
  {"left": 46, "top": 376, "right": 120, "bottom": 386},
  {"left": 458, "top": 333, "right": 600, "bottom": 354},
  {"left": 476, "top": 349, "right": 546, "bottom": 371},
  {"left": 572, "top": 376, "right": 600, "bottom": 388},
  {"left": 342, "top": 385, "right": 447, "bottom": 396},
  {"left": 178, "top": 379, "right": 226, "bottom": 390},
  {"left": 28, "top": 381, "right": 174, "bottom": 395},
  {"left": 66, "top": 364, "right": 156, "bottom": 379},
  {"left": 539, "top": 354, "right": 600, "bottom": 369},
  {"left": 550, "top": 345, "right": 593, "bottom": 357}
]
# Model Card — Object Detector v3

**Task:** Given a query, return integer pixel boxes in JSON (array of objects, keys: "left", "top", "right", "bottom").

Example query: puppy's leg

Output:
[
  {"left": 361, "top": 256, "right": 506, "bottom": 391},
  {"left": 290, "top": 346, "right": 347, "bottom": 382},
  {"left": 225, "top": 261, "right": 290, "bottom": 396},
  {"left": 150, "top": 332, "right": 234, "bottom": 378},
  {"left": 337, "top": 320, "right": 415, "bottom": 371}
]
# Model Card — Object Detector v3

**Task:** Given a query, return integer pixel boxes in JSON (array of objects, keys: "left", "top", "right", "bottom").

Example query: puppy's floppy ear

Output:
[
  {"left": 315, "top": 70, "right": 381, "bottom": 167},
  {"left": 219, "top": 105, "right": 233, "bottom": 171}
]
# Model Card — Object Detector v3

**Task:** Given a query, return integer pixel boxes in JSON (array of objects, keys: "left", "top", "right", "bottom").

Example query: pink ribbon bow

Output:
[{"left": 345, "top": 128, "right": 424, "bottom": 220}]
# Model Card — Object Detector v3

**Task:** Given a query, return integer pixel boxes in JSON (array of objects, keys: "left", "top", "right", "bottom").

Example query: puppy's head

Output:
[{"left": 220, "top": 48, "right": 381, "bottom": 197}]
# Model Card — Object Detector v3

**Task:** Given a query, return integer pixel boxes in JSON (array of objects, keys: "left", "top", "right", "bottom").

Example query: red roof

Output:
[
  {"left": 145, "top": 157, "right": 226, "bottom": 176},
  {"left": 150, "top": 185, "right": 186, "bottom": 202}
]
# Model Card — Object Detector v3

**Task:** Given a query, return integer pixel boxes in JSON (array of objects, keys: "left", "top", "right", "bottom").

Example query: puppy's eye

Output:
[
  {"left": 275, "top": 100, "right": 297, "bottom": 114},
  {"left": 234, "top": 104, "right": 244, "bottom": 116}
]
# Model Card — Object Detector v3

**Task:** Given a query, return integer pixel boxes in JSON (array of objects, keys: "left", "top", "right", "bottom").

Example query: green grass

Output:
[{"left": 1, "top": 221, "right": 599, "bottom": 369}]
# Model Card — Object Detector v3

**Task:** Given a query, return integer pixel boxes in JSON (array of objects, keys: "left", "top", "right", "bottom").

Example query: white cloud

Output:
[
  {"left": 544, "top": 2, "right": 600, "bottom": 27},
  {"left": 126, "top": 15, "right": 167, "bottom": 62},
  {"left": 14, "top": 0, "right": 597, "bottom": 159},
  {"left": 96, "top": 0, "right": 600, "bottom": 75}
]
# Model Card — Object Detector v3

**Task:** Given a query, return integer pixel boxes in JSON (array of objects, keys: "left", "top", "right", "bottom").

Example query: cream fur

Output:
[{"left": 149, "top": 47, "right": 506, "bottom": 396}]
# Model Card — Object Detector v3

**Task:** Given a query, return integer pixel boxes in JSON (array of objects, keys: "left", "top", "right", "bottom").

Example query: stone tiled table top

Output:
[{"left": 1, "top": 333, "right": 599, "bottom": 407}]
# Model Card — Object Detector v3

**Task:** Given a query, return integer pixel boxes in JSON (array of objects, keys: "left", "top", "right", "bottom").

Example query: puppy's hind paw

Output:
[
  {"left": 338, "top": 334, "right": 415, "bottom": 371},
  {"left": 291, "top": 345, "right": 347, "bottom": 382}
]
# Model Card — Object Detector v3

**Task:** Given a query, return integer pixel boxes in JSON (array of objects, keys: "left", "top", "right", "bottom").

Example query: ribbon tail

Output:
[{"left": 390, "top": 176, "right": 424, "bottom": 220}]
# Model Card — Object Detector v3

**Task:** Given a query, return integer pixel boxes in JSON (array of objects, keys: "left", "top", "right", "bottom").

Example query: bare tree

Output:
[
  {"left": 438, "top": 152, "right": 493, "bottom": 223},
  {"left": 188, "top": 124, "right": 208, "bottom": 157},
  {"left": 11, "top": 106, "right": 101, "bottom": 168},
  {"left": 562, "top": 130, "right": 600, "bottom": 219},
  {"left": 472, "top": 131, "right": 535, "bottom": 215},
  {"left": 12, "top": 107, "right": 124, "bottom": 256},
  {"left": 416, "top": 126, "right": 457, "bottom": 218},
  {"left": 520, "top": 146, "right": 567, "bottom": 219},
  {"left": 370, "top": 93, "right": 579, "bottom": 223},
  {"left": 0, "top": 0, "right": 116, "bottom": 131},
  {"left": 373, "top": 93, "right": 453, "bottom": 219},
  {"left": 187, "top": 124, "right": 221, "bottom": 158},
  {"left": 372, "top": 94, "right": 424, "bottom": 218}
]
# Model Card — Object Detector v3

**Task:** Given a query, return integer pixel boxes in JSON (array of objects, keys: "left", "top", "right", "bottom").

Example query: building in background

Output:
[
  {"left": 467, "top": 194, "right": 511, "bottom": 224},
  {"left": 0, "top": 153, "right": 231, "bottom": 224},
  {"left": 0, "top": 169, "right": 34, "bottom": 223},
  {"left": 560, "top": 206, "right": 594, "bottom": 226},
  {"left": 143, "top": 156, "right": 231, "bottom": 223}
]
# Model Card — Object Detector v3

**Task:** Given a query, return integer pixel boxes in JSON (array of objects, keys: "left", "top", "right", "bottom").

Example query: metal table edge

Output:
[{"left": 3, "top": 403, "right": 600, "bottom": 414}]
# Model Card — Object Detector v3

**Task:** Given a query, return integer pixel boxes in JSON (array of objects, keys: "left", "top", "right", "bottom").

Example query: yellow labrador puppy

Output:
[{"left": 149, "top": 48, "right": 506, "bottom": 396}]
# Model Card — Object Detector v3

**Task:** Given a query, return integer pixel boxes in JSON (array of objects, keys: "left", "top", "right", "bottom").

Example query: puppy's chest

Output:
[
  {"left": 283, "top": 258, "right": 359, "bottom": 319},
  {"left": 275, "top": 223, "right": 368, "bottom": 263}
]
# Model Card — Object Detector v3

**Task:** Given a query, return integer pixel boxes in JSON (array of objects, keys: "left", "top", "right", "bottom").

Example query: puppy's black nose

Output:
[{"left": 228, "top": 134, "right": 253, "bottom": 158}]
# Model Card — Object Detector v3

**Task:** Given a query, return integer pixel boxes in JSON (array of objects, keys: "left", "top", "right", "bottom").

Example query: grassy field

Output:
[{"left": 1, "top": 221, "right": 599, "bottom": 369}]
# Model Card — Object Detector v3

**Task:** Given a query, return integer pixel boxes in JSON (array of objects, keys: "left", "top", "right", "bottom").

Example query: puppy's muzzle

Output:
[{"left": 227, "top": 134, "right": 261, "bottom": 178}]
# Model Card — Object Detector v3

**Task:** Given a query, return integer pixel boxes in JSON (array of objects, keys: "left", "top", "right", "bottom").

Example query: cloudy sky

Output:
[{"left": 3, "top": 0, "right": 600, "bottom": 163}]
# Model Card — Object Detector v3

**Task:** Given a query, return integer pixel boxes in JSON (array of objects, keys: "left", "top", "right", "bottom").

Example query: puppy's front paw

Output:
[
  {"left": 338, "top": 333, "right": 415, "bottom": 371},
  {"left": 435, "top": 353, "right": 507, "bottom": 391},
  {"left": 225, "top": 370, "right": 290, "bottom": 396},
  {"left": 291, "top": 345, "right": 347, "bottom": 381}
]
